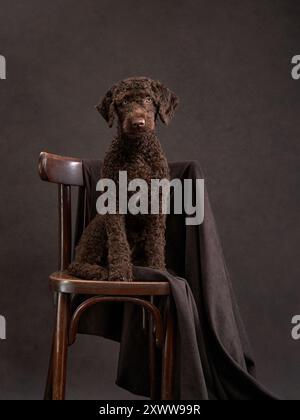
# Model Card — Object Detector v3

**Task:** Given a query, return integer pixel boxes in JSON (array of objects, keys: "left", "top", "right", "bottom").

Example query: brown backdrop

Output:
[{"left": 0, "top": 0, "right": 299, "bottom": 399}]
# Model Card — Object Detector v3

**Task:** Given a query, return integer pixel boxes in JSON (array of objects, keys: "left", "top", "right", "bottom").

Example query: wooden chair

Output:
[{"left": 38, "top": 151, "right": 175, "bottom": 400}]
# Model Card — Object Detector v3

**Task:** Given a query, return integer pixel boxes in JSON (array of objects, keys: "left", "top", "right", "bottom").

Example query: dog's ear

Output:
[
  {"left": 152, "top": 81, "right": 179, "bottom": 124},
  {"left": 95, "top": 88, "right": 115, "bottom": 127}
]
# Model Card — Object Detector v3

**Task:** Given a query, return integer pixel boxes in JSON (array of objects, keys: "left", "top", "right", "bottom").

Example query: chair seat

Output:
[{"left": 50, "top": 271, "right": 171, "bottom": 296}]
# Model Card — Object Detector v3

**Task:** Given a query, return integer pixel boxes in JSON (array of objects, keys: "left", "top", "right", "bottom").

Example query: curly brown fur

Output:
[{"left": 68, "top": 77, "right": 178, "bottom": 281}]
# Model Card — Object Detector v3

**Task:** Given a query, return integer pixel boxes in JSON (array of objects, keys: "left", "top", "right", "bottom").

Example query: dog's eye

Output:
[
  {"left": 122, "top": 100, "right": 128, "bottom": 106},
  {"left": 145, "top": 97, "right": 152, "bottom": 103}
]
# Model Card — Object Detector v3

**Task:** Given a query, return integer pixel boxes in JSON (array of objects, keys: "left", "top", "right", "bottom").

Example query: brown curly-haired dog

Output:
[{"left": 68, "top": 77, "right": 178, "bottom": 281}]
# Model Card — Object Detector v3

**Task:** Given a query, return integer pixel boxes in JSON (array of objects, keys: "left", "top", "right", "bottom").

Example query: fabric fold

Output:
[{"left": 71, "top": 159, "right": 277, "bottom": 400}]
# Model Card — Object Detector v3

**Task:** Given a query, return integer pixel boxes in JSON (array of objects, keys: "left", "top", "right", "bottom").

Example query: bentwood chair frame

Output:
[{"left": 38, "top": 151, "right": 175, "bottom": 400}]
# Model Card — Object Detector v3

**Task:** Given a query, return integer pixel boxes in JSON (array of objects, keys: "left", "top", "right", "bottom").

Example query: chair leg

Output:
[
  {"left": 52, "top": 292, "right": 70, "bottom": 400},
  {"left": 148, "top": 297, "right": 161, "bottom": 400},
  {"left": 44, "top": 333, "right": 54, "bottom": 400},
  {"left": 161, "top": 299, "right": 175, "bottom": 400}
]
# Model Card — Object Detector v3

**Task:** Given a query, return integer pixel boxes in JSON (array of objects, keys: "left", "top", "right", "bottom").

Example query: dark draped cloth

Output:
[{"left": 72, "top": 160, "right": 277, "bottom": 400}]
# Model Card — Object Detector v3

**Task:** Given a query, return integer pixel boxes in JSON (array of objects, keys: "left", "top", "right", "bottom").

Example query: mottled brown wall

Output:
[{"left": 0, "top": 0, "right": 299, "bottom": 399}]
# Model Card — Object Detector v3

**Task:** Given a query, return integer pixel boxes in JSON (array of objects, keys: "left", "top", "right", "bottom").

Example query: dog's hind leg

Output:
[{"left": 67, "top": 214, "right": 108, "bottom": 279}]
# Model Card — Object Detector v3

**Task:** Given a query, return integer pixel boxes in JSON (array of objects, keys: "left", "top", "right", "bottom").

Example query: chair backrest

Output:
[
  {"left": 39, "top": 151, "right": 188, "bottom": 278},
  {"left": 38, "top": 151, "right": 85, "bottom": 271}
]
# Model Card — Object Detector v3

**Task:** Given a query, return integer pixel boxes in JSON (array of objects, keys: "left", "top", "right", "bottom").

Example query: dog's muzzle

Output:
[{"left": 132, "top": 117, "right": 146, "bottom": 128}]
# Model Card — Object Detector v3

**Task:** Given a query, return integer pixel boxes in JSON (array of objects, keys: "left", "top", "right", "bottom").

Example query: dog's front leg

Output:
[
  {"left": 144, "top": 214, "right": 167, "bottom": 271},
  {"left": 105, "top": 213, "right": 133, "bottom": 281}
]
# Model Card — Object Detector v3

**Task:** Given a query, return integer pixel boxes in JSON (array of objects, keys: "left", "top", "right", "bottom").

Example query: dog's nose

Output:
[{"left": 132, "top": 118, "right": 146, "bottom": 128}]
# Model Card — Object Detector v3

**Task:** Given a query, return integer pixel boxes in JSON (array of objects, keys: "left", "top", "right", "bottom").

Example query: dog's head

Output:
[{"left": 96, "top": 77, "right": 179, "bottom": 137}]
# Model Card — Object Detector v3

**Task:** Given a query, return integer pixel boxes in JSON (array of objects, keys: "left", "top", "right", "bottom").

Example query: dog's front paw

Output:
[{"left": 108, "top": 265, "right": 133, "bottom": 282}]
